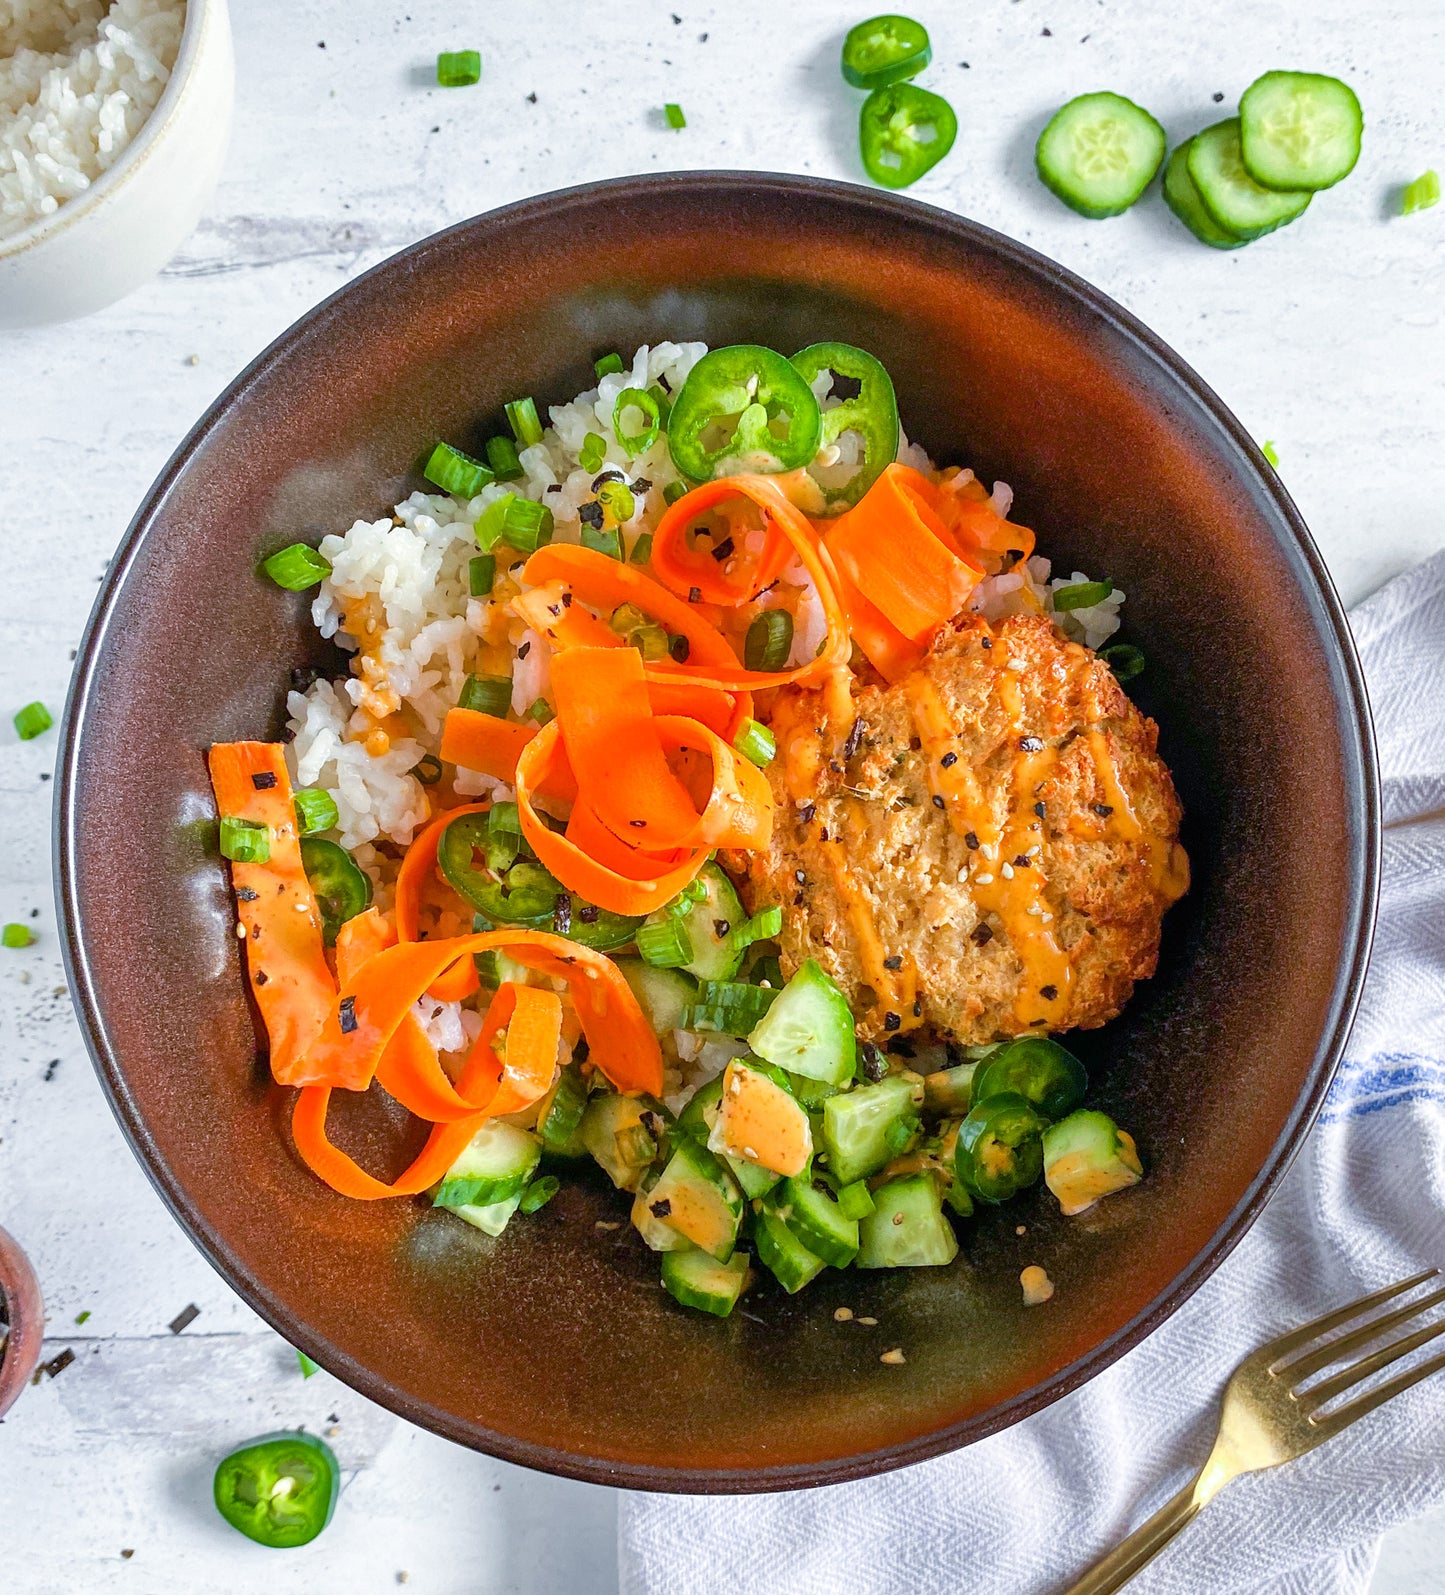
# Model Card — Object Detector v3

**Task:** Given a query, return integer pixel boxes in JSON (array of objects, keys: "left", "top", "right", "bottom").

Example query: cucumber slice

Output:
[
  {"left": 769, "top": 1177, "right": 859, "bottom": 1267},
  {"left": 755, "top": 1210, "right": 826, "bottom": 1294},
  {"left": 1187, "top": 119, "right": 1311, "bottom": 240},
  {"left": 707, "top": 1058, "right": 813, "bottom": 1177},
  {"left": 660, "top": 1246, "right": 751, "bottom": 1317},
  {"left": 857, "top": 1174, "right": 959, "bottom": 1267},
  {"left": 631, "top": 1173, "right": 692, "bottom": 1252},
  {"left": 783, "top": 1069, "right": 843, "bottom": 1111},
  {"left": 922, "top": 1060, "right": 978, "bottom": 1115},
  {"left": 580, "top": 1092, "right": 670, "bottom": 1192},
  {"left": 748, "top": 959, "right": 856, "bottom": 1085},
  {"left": 649, "top": 862, "right": 746, "bottom": 983},
  {"left": 648, "top": 1137, "right": 744, "bottom": 1260},
  {"left": 433, "top": 1121, "right": 541, "bottom": 1210},
  {"left": 1043, "top": 1109, "right": 1143, "bottom": 1216},
  {"left": 1035, "top": 92, "right": 1167, "bottom": 218},
  {"left": 1239, "top": 71, "right": 1363, "bottom": 192},
  {"left": 1163, "top": 139, "right": 1249, "bottom": 250},
  {"left": 821, "top": 1073, "right": 923, "bottom": 1184},
  {"left": 536, "top": 1062, "right": 591, "bottom": 1154},
  {"left": 449, "top": 1191, "right": 524, "bottom": 1237},
  {"left": 675, "top": 1075, "right": 783, "bottom": 1200},
  {"left": 616, "top": 957, "right": 697, "bottom": 1037}
]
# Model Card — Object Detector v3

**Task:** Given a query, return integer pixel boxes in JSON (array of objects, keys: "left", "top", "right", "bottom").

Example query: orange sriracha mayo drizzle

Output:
[{"left": 1084, "top": 729, "right": 1190, "bottom": 903}]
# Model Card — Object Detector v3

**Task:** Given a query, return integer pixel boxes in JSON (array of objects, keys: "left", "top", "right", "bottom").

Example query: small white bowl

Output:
[{"left": 0, "top": 0, "right": 233, "bottom": 329}]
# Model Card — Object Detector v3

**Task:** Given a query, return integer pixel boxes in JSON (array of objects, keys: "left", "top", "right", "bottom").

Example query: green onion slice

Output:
[
  {"left": 1098, "top": 643, "right": 1145, "bottom": 683},
  {"left": 637, "top": 916, "right": 694, "bottom": 968},
  {"left": 293, "top": 788, "right": 339, "bottom": 836},
  {"left": 1052, "top": 578, "right": 1113, "bottom": 612},
  {"left": 1261, "top": 440, "right": 1281, "bottom": 469},
  {"left": 1402, "top": 169, "right": 1440, "bottom": 215},
  {"left": 424, "top": 441, "right": 494, "bottom": 498},
  {"left": 733, "top": 718, "right": 777, "bottom": 768},
  {"left": 518, "top": 1175, "right": 560, "bottom": 1213},
  {"left": 597, "top": 480, "right": 636, "bottom": 523},
  {"left": 579, "top": 432, "right": 608, "bottom": 473},
  {"left": 594, "top": 352, "right": 625, "bottom": 379},
  {"left": 505, "top": 397, "right": 544, "bottom": 448},
  {"left": 581, "top": 525, "right": 623, "bottom": 561},
  {"left": 297, "top": 1351, "right": 320, "bottom": 1379},
  {"left": 500, "top": 497, "right": 554, "bottom": 553},
  {"left": 744, "top": 609, "right": 794, "bottom": 671},
  {"left": 613, "top": 387, "right": 662, "bottom": 456},
  {"left": 682, "top": 980, "right": 778, "bottom": 1036},
  {"left": 13, "top": 700, "right": 52, "bottom": 741},
  {"left": 486, "top": 436, "right": 525, "bottom": 482},
  {"left": 527, "top": 698, "right": 555, "bottom": 726},
  {"left": 664, "top": 103, "right": 687, "bottom": 129},
  {"left": 2, "top": 922, "right": 35, "bottom": 949},
  {"left": 436, "top": 50, "right": 481, "bottom": 87},
  {"left": 410, "top": 753, "right": 443, "bottom": 786},
  {"left": 629, "top": 531, "right": 655, "bottom": 564},
  {"left": 458, "top": 674, "right": 513, "bottom": 717},
  {"left": 263, "top": 544, "right": 332, "bottom": 592},
  {"left": 469, "top": 553, "right": 496, "bottom": 596},
  {"left": 489, "top": 800, "right": 524, "bottom": 839},
  {"left": 661, "top": 481, "right": 688, "bottom": 507},
  {"left": 730, "top": 905, "right": 783, "bottom": 951},
  {"left": 220, "top": 817, "right": 270, "bottom": 864}
]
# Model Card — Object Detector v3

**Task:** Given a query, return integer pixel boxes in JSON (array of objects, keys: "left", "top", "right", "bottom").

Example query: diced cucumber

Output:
[
  {"left": 923, "top": 1060, "right": 978, "bottom": 1115},
  {"left": 748, "top": 959, "right": 856, "bottom": 1085},
  {"left": 580, "top": 1092, "right": 670, "bottom": 1192},
  {"left": 449, "top": 1190, "right": 524, "bottom": 1236},
  {"left": 755, "top": 1209, "right": 826, "bottom": 1294},
  {"left": 1043, "top": 1109, "right": 1143, "bottom": 1216},
  {"left": 821, "top": 1073, "right": 923, "bottom": 1185},
  {"left": 675, "top": 1074, "right": 782, "bottom": 1199},
  {"left": 830, "top": 1178, "right": 876, "bottom": 1221},
  {"left": 857, "top": 1174, "right": 959, "bottom": 1268},
  {"left": 727, "top": 1154, "right": 782, "bottom": 1202},
  {"left": 1187, "top": 119, "right": 1311, "bottom": 241},
  {"left": 707, "top": 1058, "right": 813, "bottom": 1177},
  {"left": 1239, "top": 71, "right": 1363, "bottom": 193},
  {"left": 536, "top": 1062, "right": 591, "bottom": 1155},
  {"left": 616, "top": 957, "right": 698, "bottom": 1037},
  {"left": 769, "top": 1177, "right": 859, "bottom": 1268},
  {"left": 433, "top": 1121, "right": 541, "bottom": 1210},
  {"left": 631, "top": 1173, "right": 692, "bottom": 1252},
  {"left": 1035, "top": 92, "right": 1167, "bottom": 218},
  {"left": 1163, "top": 140, "right": 1249, "bottom": 250},
  {"left": 783, "top": 1069, "right": 843, "bottom": 1111},
  {"left": 660, "top": 1246, "right": 751, "bottom": 1318},
  {"left": 648, "top": 1137, "right": 744, "bottom": 1260},
  {"left": 646, "top": 862, "right": 747, "bottom": 983},
  {"left": 475, "top": 948, "right": 534, "bottom": 989}
]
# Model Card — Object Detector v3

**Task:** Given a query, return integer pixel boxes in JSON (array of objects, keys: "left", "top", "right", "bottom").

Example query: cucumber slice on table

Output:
[
  {"left": 747, "top": 959, "right": 856, "bottom": 1086},
  {"left": 857, "top": 1174, "right": 959, "bottom": 1268},
  {"left": 821, "top": 1073, "right": 923, "bottom": 1184},
  {"left": 755, "top": 1209, "right": 827, "bottom": 1295},
  {"left": 661, "top": 1246, "right": 751, "bottom": 1318},
  {"left": 1239, "top": 71, "right": 1363, "bottom": 192},
  {"left": 1163, "top": 140, "right": 1249, "bottom": 249},
  {"left": 433, "top": 1121, "right": 541, "bottom": 1210},
  {"left": 768, "top": 1177, "right": 859, "bottom": 1268},
  {"left": 1187, "top": 120, "right": 1311, "bottom": 240},
  {"left": 1035, "top": 92, "right": 1166, "bottom": 218}
]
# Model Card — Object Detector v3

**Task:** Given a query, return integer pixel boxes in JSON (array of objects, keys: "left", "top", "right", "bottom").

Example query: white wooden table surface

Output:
[{"left": 2, "top": 1, "right": 1442, "bottom": 1590}]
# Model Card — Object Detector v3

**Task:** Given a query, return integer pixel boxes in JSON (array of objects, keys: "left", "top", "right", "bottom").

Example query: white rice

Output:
[{"left": 0, "top": 0, "right": 184, "bottom": 241}]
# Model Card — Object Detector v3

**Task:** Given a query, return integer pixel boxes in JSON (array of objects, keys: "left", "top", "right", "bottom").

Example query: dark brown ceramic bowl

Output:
[{"left": 57, "top": 173, "right": 1377, "bottom": 1491}]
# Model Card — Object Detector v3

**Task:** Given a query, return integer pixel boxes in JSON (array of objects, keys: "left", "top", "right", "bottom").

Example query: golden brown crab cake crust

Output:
[{"left": 740, "top": 613, "right": 1187, "bottom": 1045}]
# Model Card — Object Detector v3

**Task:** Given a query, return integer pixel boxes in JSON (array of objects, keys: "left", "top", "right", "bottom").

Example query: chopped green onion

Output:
[
  {"left": 2, "top": 923, "right": 34, "bottom": 949},
  {"left": 13, "top": 700, "right": 52, "bottom": 741},
  {"left": 293, "top": 788, "right": 339, "bottom": 836},
  {"left": 424, "top": 441, "right": 494, "bottom": 497},
  {"left": 74, "top": 1310, "right": 91, "bottom": 1325},
  {"left": 458, "top": 674, "right": 513, "bottom": 717},
  {"left": 744, "top": 609, "right": 794, "bottom": 671},
  {"left": 262, "top": 544, "right": 331, "bottom": 592},
  {"left": 1052, "top": 578, "right": 1113, "bottom": 613},
  {"left": 629, "top": 531, "right": 654, "bottom": 564},
  {"left": 474, "top": 498, "right": 508, "bottom": 551},
  {"left": 1261, "top": 440, "right": 1281, "bottom": 469},
  {"left": 527, "top": 698, "right": 555, "bottom": 726},
  {"left": 630, "top": 624, "right": 671, "bottom": 661},
  {"left": 884, "top": 1114, "right": 921, "bottom": 1156},
  {"left": 489, "top": 800, "right": 524, "bottom": 839},
  {"left": 613, "top": 387, "right": 662, "bottom": 456},
  {"left": 220, "top": 817, "right": 270, "bottom": 864},
  {"left": 579, "top": 432, "right": 608, "bottom": 473},
  {"left": 597, "top": 480, "right": 636, "bottom": 523},
  {"left": 676, "top": 877, "right": 710, "bottom": 910},
  {"left": 505, "top": 396, "right": 544, "bottom": 448},
  {"left": 436, "top": 49, "right": 481, "bottom": 87},
  {"left": 297, "top": 1350, "right": 321, "bottom": 1379},
  {"left": 683, "top": 980, "right": 778, "bottom": 1036},
  {"left": 486, "top": 435, "right": 524, "bottom": 482},
  {"left": 610, "top": 603, "right": 649, "bottom": 635},
  {"left": 832, "top": 1179, "right": 876, "bottom": 1220},
  {"left": 594, "top": 352, "right": 625, "bottom": 379},
  {"left": 638, "top": 916, "right": 694, "bottom": 968},
  {"left": 410, "top": 753, "right": 443, "bottom": 786},
  {"left": 469, "top": 553, "right": 496, "bottom": 596},
  {"left": 581, "top": 525, "right": 622, "bottom": 560},
  {"left": 733, "top": 717, "right": 777, "bottom": 768},
  {"left": 662, "top": 480, "right": 689, "bottom": 507},
  {"left": 499, "top": 496, "right": 554, "bottom": 552},
  {"left": 646, "top": 382, "right": 673, "bottom": 427},
  {"left": 731, "top": 905, "right": 783, "bottom": 951},
  {"left": 1099, "top": 642, "right": 1146, "bottom": 683},
  {"left": 664, "top": 103, "right": 687, "bottom": 130},
  {"left": 518, "top": 1175, "right": 560, "bottom": 1213},
  {"left": 1402, "top": 169, "right": 1440, "bottom": 215}
]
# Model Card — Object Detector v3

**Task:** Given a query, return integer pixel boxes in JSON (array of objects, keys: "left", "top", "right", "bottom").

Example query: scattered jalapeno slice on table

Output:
[
  {"left": 790, "top": 341, "right": 900, "bottom": 511},
  {"left": 841, "top": 14, "right": 932, "bottom": 90},
  {"left": 213, "top": 1430, "right": 339, "bottom": 1548},
  {"left": 667, "top": 344, "right": 823, "bottom": 482},
  {"left": 859, "top": 82, "right": 958, "bottom": 190},
  {"left": 970, "top": 1036, "right": 1089, "bottom": 1122},
  {"left": 299, "top": 837, "right": 373, "bottom": 945},
  {"left": 955, "top": 1090, "right": 1048, "bottom": 1203}
]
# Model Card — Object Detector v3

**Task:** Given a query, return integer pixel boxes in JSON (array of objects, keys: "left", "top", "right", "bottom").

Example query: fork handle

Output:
[{"left": 1059, "top": 1472, "right": 1207, "bottom": 1595}]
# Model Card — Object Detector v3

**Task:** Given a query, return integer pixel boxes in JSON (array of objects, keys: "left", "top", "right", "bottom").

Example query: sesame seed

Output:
[
  {"left": 743, "top": 1147, "right": 758, "bottom": 1160},
  {"left": 294, "top": 900, "right": 310, "bottom": 912},
  {"left": 1026, "top": 904, "right": 1042, "bottom": 917},
  {"left": 1015, "top": 1225, "right": 1027, "bottom": 1236},
  {"left": 235, "top": 923, "right": 246, "bottom": 939},
  {"left": 856, "top": 1316, "right": 878, "bottom": 1326},
  {"left": 982, "top": 842, "right": 998, "bottom": 859},
  {"left": 975, "top": 873, "right": 994, "bottom": 885},
  {"left": 1001, "top": 863, "right": 1014, "bottom": 879},
  {"left": 880, "top": 1348, "right": 907, "bottom": 1365},
  {"left": 892, "top": 1211, "right": 905, "bottom": 1226},
  {"left": 1028, "top": 844, "right": 1042, "bottom": 857},
  {"left": 833, "top": 1307, "right": 854, "bottom": 1322},
  {"left": 1019, "top": 735, "right": 1044, "bottom": 753},
  {"left": 595, "top": 1220, "right": 621, "bottom": 1231},
  {"left": 1008, "top": 658, "right": 1026, "bottom": 671}
]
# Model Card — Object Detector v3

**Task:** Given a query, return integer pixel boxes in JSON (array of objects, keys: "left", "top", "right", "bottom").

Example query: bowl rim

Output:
[
  {"left": 0, "top": 0, "right": 221, "bottom": 261},
  {"left": 54, "top": 170, "right": 1381, "bottom": 1493}
]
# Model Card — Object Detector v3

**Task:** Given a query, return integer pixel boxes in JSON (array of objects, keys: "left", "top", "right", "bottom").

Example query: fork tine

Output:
[
  {"left": 1301, "top": 1313, "right": 1445, "bottom": 1412},
  {"left": 1309, "top": 1343, "right": 1445, "bottom": 1439},
  {"left": 1262, "top": 1269, "right": 1439, "bottom": 1369},
  {"left": 1281, "top": 1283, "right": 1445, "bottom": 1385}
]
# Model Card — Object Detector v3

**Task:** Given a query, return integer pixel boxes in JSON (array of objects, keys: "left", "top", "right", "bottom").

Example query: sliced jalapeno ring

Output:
[
  {"left": 790, "top": 341, "right": 900, "bottom": 511},
  {"left": 299, "top": 837, "right": 373, "bottom": 946},
  {"left": 667, "top": 344, "right": 823, "bottom": 482},
  {"left": 841, "top": 14, "right": 932, "bottom": 91},
  {"left": 213, "top": 1430, "right": 339, "bottom": 1549},
  {"left": 859, "top": 82, "right": 958, "bottom": 190},
  {"left": 955, "top": 1090, "right": 1048, "bottom": 1203},
  {"left": 970, "top": 1036, "right": 1088, "bottom": 1122}
]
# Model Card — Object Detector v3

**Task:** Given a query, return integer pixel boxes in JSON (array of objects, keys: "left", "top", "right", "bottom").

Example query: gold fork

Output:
[{"left": 1064, "top": 1268, "right": 1445, "bottom": 1595}]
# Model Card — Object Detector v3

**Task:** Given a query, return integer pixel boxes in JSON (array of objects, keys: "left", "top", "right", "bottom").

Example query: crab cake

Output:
[{"left": 743, "top": 612, "right": 1188, "bottom": 1045}]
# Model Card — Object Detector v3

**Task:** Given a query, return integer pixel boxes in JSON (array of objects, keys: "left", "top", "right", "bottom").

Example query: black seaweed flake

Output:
[
  {"left": 39, "top": 1347, "right": 75, "bottom": 1380},
  {"left": 250, "top": 771, "right": 277, "bottom": 790},
  {"left": 633, "top": 478, "right": 652, "bottom": 492},
  {"left": 518, "top": 640, "right": 532, "bottom": 659},
  {"left": 578, "top": 501, "right": 605, "bottom": 530},
  {"left": 688, "top": 586, "right": 702, "bottom": 604},
  {"left": 964, "top": 830, "right": 980, "bottom": 850},
  {"left": 843, "top": 717, "right": 865, "bottom": 760},
  {"left": 650, "top": 1198, "right": 673, "bottom": 1219},
  {"left": 800, "top": 802, "right": 816, "bottom": 824},
  {"left": 971, "top": 922, "right": 994, "bottom": 946},
  {"left": 1034, "top": 801, "right": 1047, "bottom": 819},
  {"left": 1039, "top": 984, "right": 1059, "bottom": 1001},
  {"left": 713, "top": 919, "right": 730, "bottom": 939},
  {"left": 553, "top": 892, "right": 572, "bottom": 935},
  {"left": 710, "top": 536, "right": 735, "bottom": 562},
  {"left": 168, "top": 1304, "right": 200, "bottom": 1335},
  {"left": 578, "top": 904, "right": 599, "bottom": 924},
  {"left": 338, "top": 996, "right": 358, "bottom": 1034},
  {"left": 1013, "top": 855, "right": 1032, "bottom": 869},
  {"left": 818, "top": 827, "right": 830, "bottom": 843},
  {"left": 859, "top": 1041, "right": 887, "bottom": 1082},
  {"left": 883, "top": 954, "right": 903, "bottom": 970},
  {"left": 254, "top": 971, "right": 268, "bottom": 986},
  {"left": 912, "top": 998, "right": 922, "bottom": 1017},
  {"left": 668, "top": 634, "right": 690, "bottom": 663},
  {"left": 236, "top": 886, "right": 258, "bottom": 902}
]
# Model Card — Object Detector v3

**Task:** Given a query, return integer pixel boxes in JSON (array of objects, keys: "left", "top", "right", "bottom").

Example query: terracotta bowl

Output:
[{"left": 57, "top": 173, "right": 1377, "bottom": 1491}]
